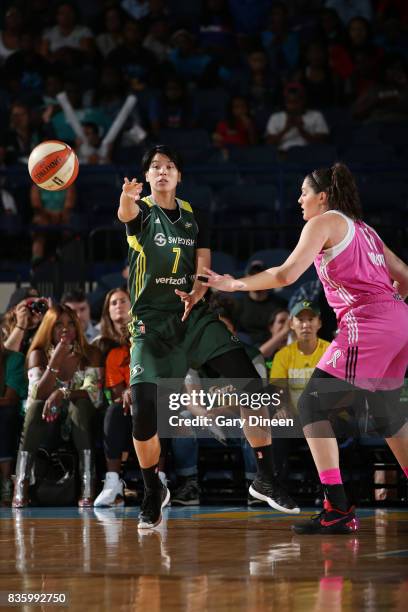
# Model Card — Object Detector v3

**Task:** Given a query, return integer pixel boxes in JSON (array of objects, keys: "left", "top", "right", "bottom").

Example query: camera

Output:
[{"left": 26, "top": 298, "right": 48, "bottom": 315}]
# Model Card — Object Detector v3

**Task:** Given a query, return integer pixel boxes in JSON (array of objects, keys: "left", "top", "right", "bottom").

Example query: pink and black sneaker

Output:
[{"left": 292, "top": 499, "right": 359, "bottom": 535}]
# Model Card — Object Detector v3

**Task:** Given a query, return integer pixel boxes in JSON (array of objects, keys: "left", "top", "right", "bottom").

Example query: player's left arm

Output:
[
  {"left": 383, "top": 244, "right": 408, "bottom": 299},
  {"left": 204, "top": 216, "right": 330, "bottom": 292}
]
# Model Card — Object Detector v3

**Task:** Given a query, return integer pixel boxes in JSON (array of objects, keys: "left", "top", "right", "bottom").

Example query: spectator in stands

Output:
[
  {"left": 40, "top": 1, "right": 97, "bottom": 68},
  {"left": 288, "top": 279, "right": 338, "bottom": 342},
  {"left": 61, "top": 289, "right": 98, "bottom": 343},
  {"left": 296, "top": 40, "right": 340, "bottom": 108},
  {"left": 325, "top": 0, "right": 373, "bottom": 25},
  {"left": 168, "top": 29, "right": 214, "bottom": 86},
  {"left": 265, "top": 82, "right": 329, "bottom": 152},
  {"left": 49, "top": 78, "right": 110, "bottom": 145},
  {"left": 269, "top": 300, "right": 330, "bottom": 480},
  {"left": 96, "top": 6, "right": 124, "bottom": 58},
  {"left": 344, "top": 17, "right": 382, "bottom": 101},
  {"left": 374, "top": 16, "right": 408, "bottom": 60},
  {"left": 261, "top": 2, "right": 300, "bottom": 76},
  {"left": 259, "top": 307, "right": 290, "bottom": 361},
  {"left": 213, "top": 95, "right": 257, "bottom": 149},
  {"left": 353, "top": 53, "right": 408, "bottom": 122},
  {"left": 3, "top": 30, "right": 49, "bottom": 100},
  {"left": 2, "top": 287, "right": 49, "bottom": 355},
  {"left": 76, "top": 121, "right": 112, "bottom": 165},
  {"left": 92, "top": 288, "right": 131, "bottom": 359},
  {"left": 199, "top": 0, "right": 235, "bottom": 58},
  {"left": 0, "top": 332, "right": 27, "bottom": 506},
  {"left": 107, "top": 18, "right": 158, "bottom": 89},
  {"left": 12, "top": 304, "right": 103, "bottom": 508},
  {"left": 232, "top": 260, "right": 287, "bottom": 346},
  {"left": 148, "top": 77, "right": 198, "bottom": 135},
  {"left": 92, "top": 65, "right": 126, "bottom": 123},
  {"left": 228, "top": 0, "right": 273, "bottom": 36},
  {"left": 0, "top": 102, "right": 44, "bottom": 165},
  {"left": 94, "top": 332, "right": 132, "bottom": 508},
  {"left": 30, "top": 182, "right": 76, "bottom": 266},
  {"left": 317, "top": 8, "right": 353, "bottom": 82},
  {"left": 236, "top": 48, "right": 280, "bottom": 131},
  {"left": 142, "top": 18, "right": 171, "bottom": 64},
  {"left": 0, "top": 5, "right": 22, "bottom": 66}
]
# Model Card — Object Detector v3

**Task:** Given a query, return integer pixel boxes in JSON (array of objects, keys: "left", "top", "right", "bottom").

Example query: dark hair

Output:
[
  {"left": 305, "top": 162, "right": 363, "bottom": 220},
  {"left": 61, "top": 289, "right": 87, "bottom": 304},
  {"left": 141, "top": 145, "right": 183, "bottom": 174},
  {"left": 268, "top": 307, "right": 289, "bottom": 327}
]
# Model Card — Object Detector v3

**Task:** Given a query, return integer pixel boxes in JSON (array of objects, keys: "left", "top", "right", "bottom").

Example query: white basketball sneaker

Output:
[{"left": 94, "top": 472, "right": 125, "bottom": 507}]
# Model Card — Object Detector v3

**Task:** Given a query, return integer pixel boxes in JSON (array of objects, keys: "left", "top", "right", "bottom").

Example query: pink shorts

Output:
[{"left": 318, "top": 299, "right": 408, "bottom": 391}]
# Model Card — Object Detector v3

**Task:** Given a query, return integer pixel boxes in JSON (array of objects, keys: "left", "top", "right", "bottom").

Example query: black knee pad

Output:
[
  {"left": 298, "top": 387, "right": 323, "bottom": 427},
  {"left": 131, "top": 383, "right": 158, "bottom": 441}
]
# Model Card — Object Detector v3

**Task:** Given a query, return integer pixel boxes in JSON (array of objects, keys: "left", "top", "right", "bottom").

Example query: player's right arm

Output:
[
  {"left": 117, "top": 177, "right": 143, "bottom": 223},
  {"left": 383, "top": 244, "right": 408, "bottom": 299}
]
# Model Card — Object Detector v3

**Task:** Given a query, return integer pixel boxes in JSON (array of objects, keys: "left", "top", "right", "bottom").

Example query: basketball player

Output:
[
  {"left": 118, "top": 145, "right": 299, "bottom": 529},
  {"left": 204, "top": 162, "right": 408, "bottom": 534}
]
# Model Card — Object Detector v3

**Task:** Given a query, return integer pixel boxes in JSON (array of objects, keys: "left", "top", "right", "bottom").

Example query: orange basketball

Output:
[{"left": 28, "top": 140, "right": 79, "bottom": 191}]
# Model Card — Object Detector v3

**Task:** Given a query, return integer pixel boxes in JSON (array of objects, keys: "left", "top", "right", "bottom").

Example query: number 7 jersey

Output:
[{"left": 126, "top": 196, "right": 198, "bottom": 320}]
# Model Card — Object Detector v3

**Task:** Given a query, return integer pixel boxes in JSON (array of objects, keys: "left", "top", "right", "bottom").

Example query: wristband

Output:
[
  {"left": 60, "top": 387, "right": 71, "bottom": 401},
  {"left": 46, "top": 365, "right": 60, "bottom": 375}
]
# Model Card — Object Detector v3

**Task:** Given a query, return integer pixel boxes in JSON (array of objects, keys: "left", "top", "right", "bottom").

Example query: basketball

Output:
[{"left": 28, "top": 140, "right": 79, "bottom": 191}]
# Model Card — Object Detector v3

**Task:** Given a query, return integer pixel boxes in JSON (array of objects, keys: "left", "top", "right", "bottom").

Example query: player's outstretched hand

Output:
[
  {"left": 201, "top": 268, "right": 242, "bottom": 292},
  {"left": 175, "top": 290, "right": 197, "bottom": 322},
  {"left": 122, "top": 177, "right": 143, "bottom": 200}
]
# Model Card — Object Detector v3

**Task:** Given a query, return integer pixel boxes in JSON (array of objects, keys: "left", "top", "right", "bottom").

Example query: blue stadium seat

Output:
[
  {"left": 194, "top": 88, "right": 229, "bottom": 130},
  {"left": 211, "top": 251, "right": 238, "bottom": 275},
  {"left": 158, "top": 129, "right": 211, "bottom": 150},
  {"left": 216, "top": 183, "right": 278, "bottom": 210},
  {"left": 284, "top": 144, "right": 338, "bottom": 166},
  {"left": 246, "top": 248, "right": 291, "bottom": 268},
  {"left": 341, "top": 144, "right": 396, "bottom": 165},
  {"left": 176, "top": 183, "right": 214, "bottom": 211}
]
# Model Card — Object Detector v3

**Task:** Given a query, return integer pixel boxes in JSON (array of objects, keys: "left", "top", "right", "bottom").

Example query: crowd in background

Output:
[{"left": 0, "top": 0, "right": 407, "bottom": 165}]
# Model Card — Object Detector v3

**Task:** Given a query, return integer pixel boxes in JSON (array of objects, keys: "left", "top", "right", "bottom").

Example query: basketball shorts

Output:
[
  {"left": 129, "top": 303, "right": 242, "bottom": 385},
  {"left": 318, "top": 299, "right": 408, "bottom": 391}
]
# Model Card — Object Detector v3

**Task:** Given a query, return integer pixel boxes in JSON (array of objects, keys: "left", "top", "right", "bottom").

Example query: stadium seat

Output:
[
  {"left": 284, "top": 144, "right": 338, "bottom": 166},
  {"left": 216, "top": 183, "right": 278, "bottom": 210},
  {"left": 194, "top": 88, "right": 229, "bottom": 130},
  {"left": 211, "top": 251, "right": 238, "bottom": 275},
  {"left": 176, "top": 183, "right": 214, "bottom": 211},
  {"left": 341, "top": 144, "right": 397, "bottom": 165},
  {"left": 246, "top": 248, "right": 291, "bottom": 268}
]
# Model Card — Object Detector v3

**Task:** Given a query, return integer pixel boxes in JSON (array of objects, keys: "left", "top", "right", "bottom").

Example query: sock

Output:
[
  {"left": 105, "top": 471, "right": 119, "bottom": 482},
  {"left": 319, "top": 468, "right": 342, "bottom": 485},
  {"left": 141, "top": 464, "right": 160, "bottom": 490},
  {"left": 253, "top": 444, "right": 275, "bottom": 480},
  {"left": 403, "top": 467, "right": 408, "bottom": 479},
  {"left": 323, "top": 484, "right": 349, "bottom": 512}
]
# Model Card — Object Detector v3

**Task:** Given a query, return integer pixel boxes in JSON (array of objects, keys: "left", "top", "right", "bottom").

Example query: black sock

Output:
[
  {"left": 141, "top": 464, "right": 160, "bottom": 491},
  {"left": 253, "top": 444, "right": 275, "bottom": 481},
  {"left": 323, "top": 484, "right": 349, "bottom": 512}
]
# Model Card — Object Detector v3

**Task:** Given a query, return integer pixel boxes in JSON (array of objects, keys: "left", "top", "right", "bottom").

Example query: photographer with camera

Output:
[{"left": 2, "top": 287, "right": 50, "bottom": 355}]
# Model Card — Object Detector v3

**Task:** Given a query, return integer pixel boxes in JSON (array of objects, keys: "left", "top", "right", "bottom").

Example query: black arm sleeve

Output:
[
  {"left": 194, "top": 207, "right": 211, "bottom": 249},
  {"left": 125, "top": 201, "right": 151, "bottom": 236}
]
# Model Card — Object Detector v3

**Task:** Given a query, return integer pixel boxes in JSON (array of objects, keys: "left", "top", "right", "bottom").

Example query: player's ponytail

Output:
[{"left": 306, "top": 162, "right": 363, "bottom": 220}]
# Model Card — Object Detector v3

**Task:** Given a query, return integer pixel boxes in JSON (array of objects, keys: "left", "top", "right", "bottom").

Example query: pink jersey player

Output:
[{"left": 314, "top": 210, "right": 408, "bottom": 390}]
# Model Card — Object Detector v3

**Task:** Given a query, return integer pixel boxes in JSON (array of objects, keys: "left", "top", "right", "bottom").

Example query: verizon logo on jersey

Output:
[
  {"left": 367, "top": 252, "right": 385, "bottom": 266},
  {"left": 155, "top": 277, "right": 187, "bottom": 285}
]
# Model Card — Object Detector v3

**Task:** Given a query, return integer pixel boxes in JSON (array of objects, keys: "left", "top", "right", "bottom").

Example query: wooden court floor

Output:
[{"left": 0, "top": 506, "right": 407, "bottom": 611}]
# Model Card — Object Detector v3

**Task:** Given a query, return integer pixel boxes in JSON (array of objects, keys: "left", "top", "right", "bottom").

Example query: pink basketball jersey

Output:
[{"left": 314, "top": 210, "right": 397, "bottom": 321}]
